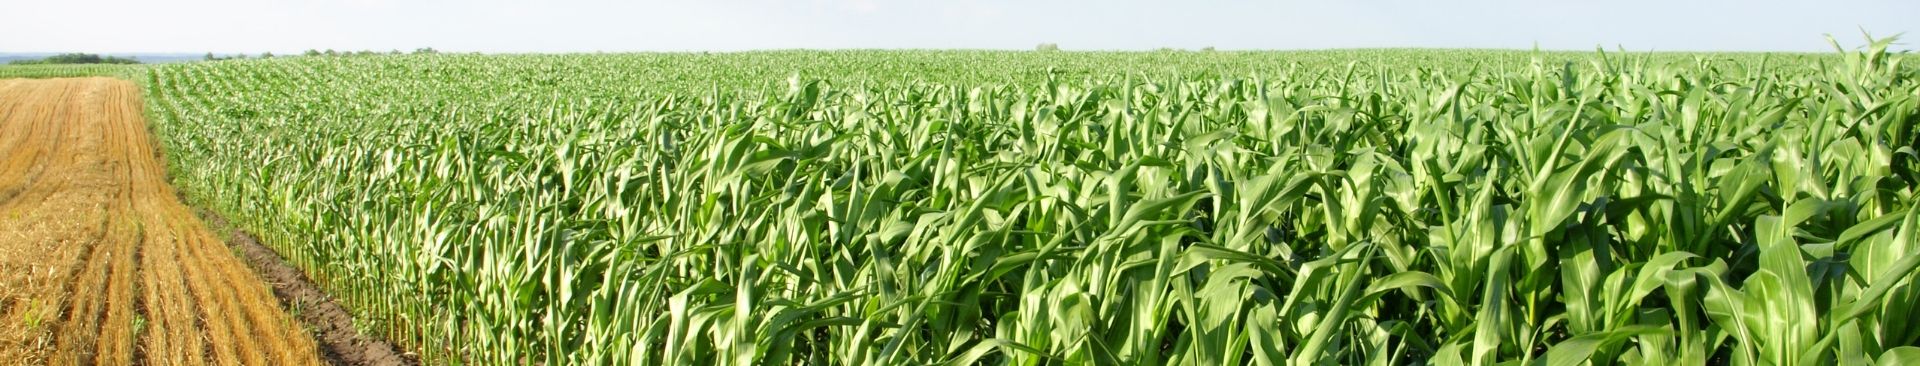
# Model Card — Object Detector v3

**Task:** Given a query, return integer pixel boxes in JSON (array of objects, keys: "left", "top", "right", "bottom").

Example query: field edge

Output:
[{"left": 190, "top": 207, "right": 419, "bottom": 366}]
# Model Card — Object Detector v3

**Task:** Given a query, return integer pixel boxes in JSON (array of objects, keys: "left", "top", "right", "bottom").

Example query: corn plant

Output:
[{"left": 142, "top": 40, "right": 1919, "bottom": 365}]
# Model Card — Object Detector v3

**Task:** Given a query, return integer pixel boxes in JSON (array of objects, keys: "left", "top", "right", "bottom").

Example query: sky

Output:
[{"left": 4, "top": 0, "right": 1917, "bottom": 54}]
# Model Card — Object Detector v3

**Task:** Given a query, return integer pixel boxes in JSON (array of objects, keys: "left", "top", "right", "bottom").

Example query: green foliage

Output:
[
  {"left": 0, "top": 64, "right": 144, "bottom": 79},
  {"left": 11, "top": 53, "right": 132, "bottom": 65},
  {"left": 291, "top": 48, "right": 438, "bottom": 58},
  {"left": 144, "top": 43, "right": 1920, "bottom": 365},
  {"left": 8, "top": 52, "right": 140, "bottom": 65}
]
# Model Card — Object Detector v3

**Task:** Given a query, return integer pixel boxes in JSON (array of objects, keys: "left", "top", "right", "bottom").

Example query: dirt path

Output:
[{"left": 0, "top": 78, "right": 323, "bottom": 365}]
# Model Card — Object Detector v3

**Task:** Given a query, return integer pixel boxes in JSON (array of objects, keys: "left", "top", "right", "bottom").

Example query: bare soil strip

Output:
[
  {"left": 0, "top": 78, "right": 323, "bottom": 365},
  {"left": 197, "top": 210, "right": 418, "bottom": 366}
]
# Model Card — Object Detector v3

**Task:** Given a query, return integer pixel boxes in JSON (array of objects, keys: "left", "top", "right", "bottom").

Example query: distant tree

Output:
[
  {"left": 51, "top": 53, "right": 104, "bottom": 63},
  {"left": 1036, "top": 43, "right": 1060, "bottom": 52},
  {"left": 7, "top": 53, "right": 139, "bottom": 65},
  {"left": 412, "top": 47, "right": 438, "bottom": 54},
  {"left": 304, "top": 49, "right": 322, "bottom": 57},
  {"left": 324, "top": 49, "right": 338, "bottom": 56},
  {"left": 204, "top": 52, "right": 216, "bottom": 61},
  {"left": 1201, "top": 46, "right": 1217, "bottom": 52},
  {"left": 390, "top": 49, "right": 402, "bottom": 55},
  {"left": 261, "top": 52, "right": 274, "bottom": 58}
]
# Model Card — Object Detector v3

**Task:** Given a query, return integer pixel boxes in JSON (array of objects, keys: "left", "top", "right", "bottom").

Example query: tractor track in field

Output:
[{"left": 0, "top": 77, "right": 323, "bottom": 365}]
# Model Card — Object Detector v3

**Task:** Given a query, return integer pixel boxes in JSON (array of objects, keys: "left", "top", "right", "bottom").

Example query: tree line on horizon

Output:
[
  {"left": 206, "top": 48, "right": 441, "bottom": 61},
  {"left": 8, "top": 53, "right": 141, "bottom": 65}
]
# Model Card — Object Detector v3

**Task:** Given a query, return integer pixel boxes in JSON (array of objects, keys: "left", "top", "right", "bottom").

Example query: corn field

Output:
[
  {"left": 0, "top": 64, "right": 142, "bottom": 79},
  {"left": 143, "top": 41, "right": 1919, "bottom": 365}
]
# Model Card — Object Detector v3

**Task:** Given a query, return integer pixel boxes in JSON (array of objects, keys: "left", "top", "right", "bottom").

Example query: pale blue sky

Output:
[{"left": 5, "top": 0, "right": 1915, "bottom": 53}]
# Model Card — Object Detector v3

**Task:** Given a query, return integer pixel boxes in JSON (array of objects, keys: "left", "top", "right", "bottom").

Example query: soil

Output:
[{"left": 203, "top": 211, "right": 419, "bottom": 366}]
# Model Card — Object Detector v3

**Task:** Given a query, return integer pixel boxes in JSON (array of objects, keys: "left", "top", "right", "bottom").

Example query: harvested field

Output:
[{"left": 0, "top": 77, "right": 321, "bottom": 365}]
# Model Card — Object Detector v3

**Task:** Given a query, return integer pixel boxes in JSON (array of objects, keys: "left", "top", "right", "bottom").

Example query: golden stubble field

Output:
[{"left": 0, "top": 78, "right": 321, "bottom": 365}]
